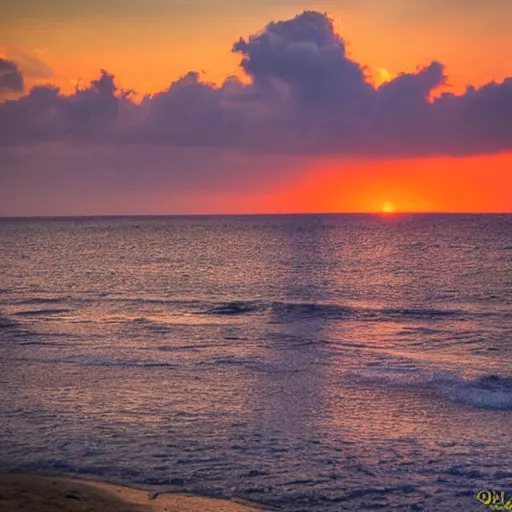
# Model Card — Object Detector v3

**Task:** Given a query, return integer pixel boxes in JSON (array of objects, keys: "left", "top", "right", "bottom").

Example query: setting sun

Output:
[{"left": 382, "top": 202, "right": 395, "bottom": 214}]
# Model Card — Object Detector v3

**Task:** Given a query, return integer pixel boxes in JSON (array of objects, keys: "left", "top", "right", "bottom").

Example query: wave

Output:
[
  {"left": 204, "top": 300, "right": 464, "bottom": 322},
  {"left": 0, "top": 317, "right": 18, "bottom": 329},
  {"left": 205, "top": 301, "right": 262, "bottom": 316},
  {"left": 356, "top": 368, "right": 512, "bottom": 410},
  {"left": 83, "top": 360, "right": 179, "bottom": 368},
  {"left": 4, "top": 294, "right": 478, "bottom": 324},
  {"left": 13, "top": 308, "right": 72, "bottom": 317},
  {"left": 18, "top": 341, "right": 61, "bottom": 346},
  {"left": 442, "top": 374, "right": 512, "bottom": 410},
  {"left": 103, "top": 297, "right": 201, "bottom": 306},
  {"left": 18, "top": 297, "right": 68, "bottom": 305},
  {"left": 10, "top": 356, "right": 179, "bottom": 368},
  {"left": 377, "top": 307, "right": 461, "bottom": 319},
  {"left": 205, "top": 300, "right": 356, "bottom": 319},
  {"left": 271, "top": 302, "right": 353, "bottom": 319}
]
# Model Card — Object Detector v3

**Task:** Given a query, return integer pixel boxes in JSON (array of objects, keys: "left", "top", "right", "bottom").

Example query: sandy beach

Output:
[{"left": 0, "top": 475, "right": 263, "bottom": 512}]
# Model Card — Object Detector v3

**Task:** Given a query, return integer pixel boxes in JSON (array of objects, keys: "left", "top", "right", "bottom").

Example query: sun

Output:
[{"left": 381, "top": 202, "right": 395, "bottom": 214}]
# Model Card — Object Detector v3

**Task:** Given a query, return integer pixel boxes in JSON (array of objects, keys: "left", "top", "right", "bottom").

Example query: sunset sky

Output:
[{"left": 1, "top": 0, "right": 511, "bottom": 215}]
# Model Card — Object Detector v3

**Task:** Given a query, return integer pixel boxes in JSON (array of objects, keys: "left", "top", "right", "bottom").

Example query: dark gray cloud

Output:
[
  {"left": 1, "top": 11, "right": 512, "bottom": 157},
  {"left": 0, "top": 70, "right": 130, "bottom": 144},
  {"left": 0, "top": 58, "right": 24, "bottom": 92},
  {"left": 233, "top": 11, "right": 373, "bottom": 109}
]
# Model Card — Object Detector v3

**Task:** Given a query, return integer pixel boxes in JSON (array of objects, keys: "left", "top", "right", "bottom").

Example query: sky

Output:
[{"left": 1, "top": 0, "right": 511, "bottom": 215}]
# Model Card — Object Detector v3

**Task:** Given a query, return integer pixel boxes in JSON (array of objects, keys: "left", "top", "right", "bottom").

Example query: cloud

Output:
[
  {"left": 0, "top": 11, "right": 512, "bottom": 157},
  {"left": 233, "top": 11, "right": 373, "bottom": 108},
  {"left": 0, "top": 142, "right": 313, "bottom": 216},
  {"left": 0, "top": 69, "right": 129, "bottom": 144},
  {"left": 0, "top": 58, "right": 24, "bottom": 92}
]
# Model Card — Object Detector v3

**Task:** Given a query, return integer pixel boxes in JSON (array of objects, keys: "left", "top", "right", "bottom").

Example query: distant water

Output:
[{"left": 1, "top": 215, "right": 511, "bottom": 511}]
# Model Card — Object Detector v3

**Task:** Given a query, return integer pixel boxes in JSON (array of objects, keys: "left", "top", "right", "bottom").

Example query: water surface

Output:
[{"left": 1, "top": 214, "right": 511, "bottom": 511}]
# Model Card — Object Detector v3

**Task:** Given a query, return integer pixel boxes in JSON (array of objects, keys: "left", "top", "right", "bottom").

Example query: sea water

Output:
[{"left": 0, "top": 214, "right": 511, "bottom": 511}]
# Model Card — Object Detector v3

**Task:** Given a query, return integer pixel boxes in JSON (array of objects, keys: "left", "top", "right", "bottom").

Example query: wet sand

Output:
[{"left": 0, "top": 475, "right": 263, "bottom": 512}]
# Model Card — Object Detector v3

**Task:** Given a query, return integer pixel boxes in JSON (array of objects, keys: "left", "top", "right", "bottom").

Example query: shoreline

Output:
[{"left": 0, "top": 474, "right": 265, "bottom": 512}]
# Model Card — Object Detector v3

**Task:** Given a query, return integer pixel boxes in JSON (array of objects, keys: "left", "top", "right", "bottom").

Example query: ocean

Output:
[{"left": 0, "top": 214, "right": 511, "bottom": 511}]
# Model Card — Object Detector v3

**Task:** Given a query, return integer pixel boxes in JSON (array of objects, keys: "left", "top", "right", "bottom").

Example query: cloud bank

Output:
[{"left": 1, "top": 10, "right": 512, "bottom": 157}]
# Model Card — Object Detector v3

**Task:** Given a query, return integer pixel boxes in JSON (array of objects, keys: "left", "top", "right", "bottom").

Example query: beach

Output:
[{"left": 0, "top": 475, "right": 263, "bottom": 512}]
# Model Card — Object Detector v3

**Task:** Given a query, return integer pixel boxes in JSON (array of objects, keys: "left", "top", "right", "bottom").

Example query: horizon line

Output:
[{"left": 1, "top": 212, "right": 512, "bottom": 220}]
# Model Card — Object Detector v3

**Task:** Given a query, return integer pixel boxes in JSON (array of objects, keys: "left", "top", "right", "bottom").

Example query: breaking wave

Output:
[{"left": 357, "top": 368, "right": 512, "bottom": 410}]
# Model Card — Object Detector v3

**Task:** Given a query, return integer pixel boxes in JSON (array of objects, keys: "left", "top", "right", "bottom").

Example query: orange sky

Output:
[
  {"left": 1, "top": 1, "right": 511, "bottom": 215},
  {"left": 282, "top": 154, "right": 512, "bottom": 214},
  {"left": 3, "top": 1, "right": 512, "bottom": 95},
  {"left": 142, "top": 154, "right": 512, "bottom": 215},
  {"left": 217, "top": 155, "right": 512, "bottom": 214}
]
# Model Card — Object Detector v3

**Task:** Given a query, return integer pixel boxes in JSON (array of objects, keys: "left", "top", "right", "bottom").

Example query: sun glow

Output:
[{"left": 381, "top": 202, "right": 395, "bottom": 214}]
